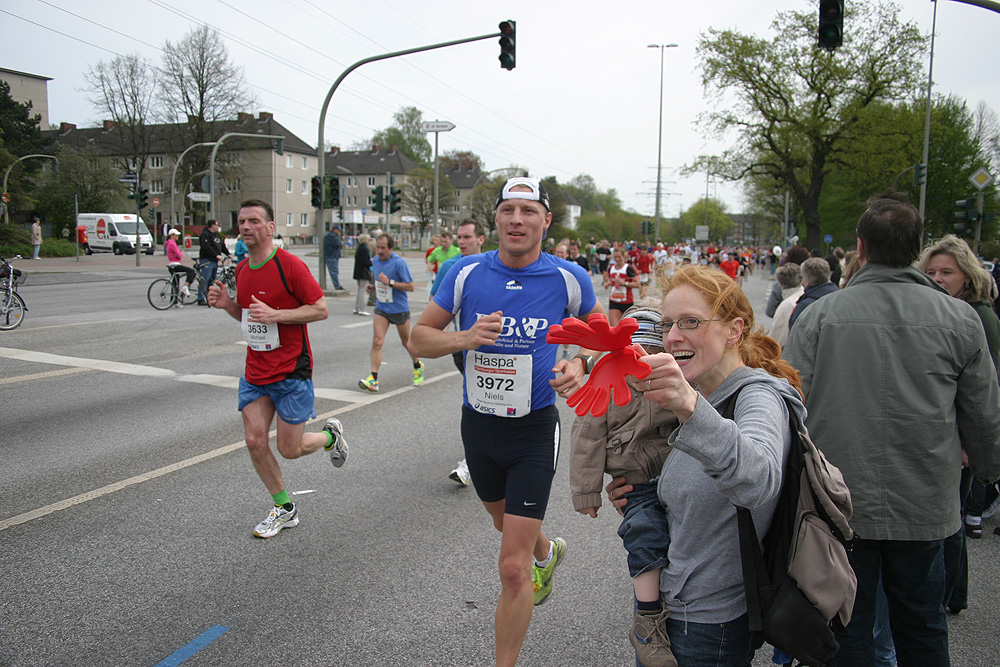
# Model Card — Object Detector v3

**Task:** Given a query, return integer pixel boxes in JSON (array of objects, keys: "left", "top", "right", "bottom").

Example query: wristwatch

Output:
[
  {"left": 389, "top": 279, "right": 395, "bottom": 288},
  {"left": 573, "top": 354, "right": 594, "bottom": 375}
]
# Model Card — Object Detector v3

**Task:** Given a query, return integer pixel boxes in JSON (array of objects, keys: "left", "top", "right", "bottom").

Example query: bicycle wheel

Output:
[
  {"left": 226, "top": 275, "right": 237, "bottom": 300},
  {"left": 147, "top": 278, "right": 175, "bottom": 310},
  {"left": 0, "top": 289, "right": 26, "bottom": 330}
]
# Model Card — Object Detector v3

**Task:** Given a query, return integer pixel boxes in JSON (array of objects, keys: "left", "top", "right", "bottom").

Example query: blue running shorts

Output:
[{"left": 238, "top": 376, "right": 317, "bottom": 424}]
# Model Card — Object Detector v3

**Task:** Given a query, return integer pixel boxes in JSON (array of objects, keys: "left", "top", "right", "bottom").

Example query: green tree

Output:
[
  {"left": 677, "top": 198, "right": 733, "bottom": 242},
  {"left": 694, "top": 0, "right": 926, "bottom": 249},
  {"left": 439, "top": 150, "right": 483, "bottom": 172},
  {"left": 400, "top": 167, "right": 457, "bottom": 235},
  {"left": 366, "top": 106, "right": 432, "bottom": 168},
  {"left": 35, "top": 144, "right": 127, "bottom": 226},
  {"left": 0, "top": 80, "right": 52, "bottom": 223},
  {"left": 576, "top": 214, "right": 611, "bottom": 242}
]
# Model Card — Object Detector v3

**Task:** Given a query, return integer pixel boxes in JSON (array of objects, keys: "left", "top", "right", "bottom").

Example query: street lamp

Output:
[{"left": 648, "top": 43, "right": 678, "bottom": 242}]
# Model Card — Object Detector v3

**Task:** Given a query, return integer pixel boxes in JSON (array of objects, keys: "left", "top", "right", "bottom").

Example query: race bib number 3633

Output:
[
  {"left": 242, "top": 308, "right": 280, "bottom": 351},
  {"left": 466, "top": 351, "right": 532, "bottom": 417}
]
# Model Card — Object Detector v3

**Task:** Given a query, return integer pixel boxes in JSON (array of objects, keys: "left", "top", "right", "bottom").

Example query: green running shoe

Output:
[
  {"left": 358, "top": 374, "right": 379, "bottom": 392},
  {"left": 413, "top": 361, "right": 425, "bottom": 386},
  {"left": 532, "top": 537, "right": 566, "bottom": 606}
]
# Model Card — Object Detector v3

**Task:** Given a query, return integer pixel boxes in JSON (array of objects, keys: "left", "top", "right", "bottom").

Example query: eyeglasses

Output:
[{"left": 660, "top": 317, "right": 721, "bottom": 331}]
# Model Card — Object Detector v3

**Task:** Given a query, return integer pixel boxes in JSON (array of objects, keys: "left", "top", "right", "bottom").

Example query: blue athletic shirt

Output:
[
  {"left": 371, "top": 252, "right": 413, "bottom": 315},
  {"left": 433, "top": 250, "right": 597, "bottom": 413}
]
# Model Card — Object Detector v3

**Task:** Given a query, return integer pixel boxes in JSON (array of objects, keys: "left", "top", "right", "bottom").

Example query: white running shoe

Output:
[
  {"left": 323, "top": 418, "right": 348, "bottom": 468},
  {"left": 253, "top": 504, "right": 299, "bottom": 538},
  {"left": 449, "top": 459, "right": 471, "bottom": 486},
  {"left": 181, "top": 284, "right": 190, "bottom": 297}
]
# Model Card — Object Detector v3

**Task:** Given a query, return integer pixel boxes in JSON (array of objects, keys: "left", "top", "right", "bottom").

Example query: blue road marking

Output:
[{"left": 153, "top": 625, "right": 228, "bottom": 667}]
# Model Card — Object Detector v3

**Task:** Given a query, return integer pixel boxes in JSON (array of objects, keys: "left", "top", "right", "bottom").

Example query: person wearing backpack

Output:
[
  {"left": 608, "top": 265, "right": 805, "bottom": 666},
  {"left": 783, "top": 191, "right": 1000, "bottom": 667}
]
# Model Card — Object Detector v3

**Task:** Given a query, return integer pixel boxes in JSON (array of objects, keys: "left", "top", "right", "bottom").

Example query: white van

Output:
[{"left": 77, "top": 213, "right": 155, "bottom": 255}]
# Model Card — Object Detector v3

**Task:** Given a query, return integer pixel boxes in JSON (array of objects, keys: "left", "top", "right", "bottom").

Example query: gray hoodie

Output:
[{"left": 656, "top": 366, "right": 806, "bottom": 624}]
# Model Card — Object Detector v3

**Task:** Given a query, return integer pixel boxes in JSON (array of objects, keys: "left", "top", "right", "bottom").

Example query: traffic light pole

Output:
[{"left": 315, "top": 28, "right": 505, "bottom": 289}]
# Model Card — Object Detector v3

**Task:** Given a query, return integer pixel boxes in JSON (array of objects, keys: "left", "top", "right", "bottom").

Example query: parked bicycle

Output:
[
  {"left": 0, "top": 255, "right": 28, "bottom": 330},
  {"left": 147, "top": 258, "right": 237, "bottom": 310}
]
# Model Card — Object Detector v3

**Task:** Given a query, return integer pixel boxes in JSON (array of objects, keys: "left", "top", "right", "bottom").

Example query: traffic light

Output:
[
  {"left": 954, "top": 197, "right": 979, "bottom": 234},
  {"left": 818, "top": 0, "right": 844, "bottom": 50},
  {"left": 498, "top": 20, "right": 516, "bottom": 70},
  {"left": 372, "top": 185, "right": 385, "bottom": 213},
  {"left": 328, "top": 176, "right": 340, "bottom": 208},
  {"left": 913, "top": 163, "right": 927, "bottom": 188},
  {"left": 311, "top": 176, "right": 323, "bottom": 208},
  {"left": 389, "top": 186, "right": 402, "bottom": 214},
  {"left": 138, "top": 187, "right": 149, "bottom": 209}
]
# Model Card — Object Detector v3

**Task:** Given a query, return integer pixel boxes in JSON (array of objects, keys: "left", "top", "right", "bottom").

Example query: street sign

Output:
[
  {"left": 421, "top": 121, "right": 456, "bottom": 133},
  {"left": 970, "top": 167, "right": 994, "bottom": 191},
  {"left": 152, "top": 198, "right": 159, "bottom": 207},
  {"left": 118, "top": 173, "right": 138, "bottom": 184},
  {"left": 361, "top": 207, "right": 367, "bottom": 216},
  {"left": 824, "top": 234, "right": 833, "bottom": 244},
  {"left": 695, "top": 225, "right": 709, "bottom": 241},
  {"left": 187, "top": 192, "right": 211, "bottom": 202}
]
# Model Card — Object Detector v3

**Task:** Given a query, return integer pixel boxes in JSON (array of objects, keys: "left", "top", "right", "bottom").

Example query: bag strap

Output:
[{"left": 719, "top": 389, "right": 771, "bottom": 633}]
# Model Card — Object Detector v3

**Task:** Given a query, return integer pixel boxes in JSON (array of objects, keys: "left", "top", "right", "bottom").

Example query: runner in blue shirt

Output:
[
  {"left": 411, "top": 177, "right": 605, "bottom": 667},
  {"left": 358, "top": 233, "right": 425, "bottom": 392}
]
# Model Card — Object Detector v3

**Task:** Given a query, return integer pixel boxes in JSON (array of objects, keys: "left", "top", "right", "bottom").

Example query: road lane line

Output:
[
  {"left": 0, "top": 366, "right": 91, "bottom": 385},
  {"left": 0, "top": 347, "right": 176, "bottom": 377},
  {"left": 0, "top": 369, "right": 459, "bottom": 533},
  {"left": 15, "top": 317, "right": 135, "bottom": 332},
  {"left": 153, "top": 625, "right": 228, "bottom": 667}
]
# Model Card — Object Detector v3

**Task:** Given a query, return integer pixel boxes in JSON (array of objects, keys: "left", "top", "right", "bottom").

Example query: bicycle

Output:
[
  {"left": 0, "top": 255, "right": 28, "bottom": 330},
  {"left": 147, "top": 259, "right": 237, "bottom": 310}
]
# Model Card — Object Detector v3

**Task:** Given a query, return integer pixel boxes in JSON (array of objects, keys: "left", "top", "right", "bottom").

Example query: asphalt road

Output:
[{"left": 1, "top": 251, "right": 997, "bottom": 667}]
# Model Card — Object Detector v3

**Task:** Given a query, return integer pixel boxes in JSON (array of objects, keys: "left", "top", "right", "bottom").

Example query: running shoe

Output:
[
  {"left": 532, "top": 537, "right": 566, "bottom": 606},
  {"left": 413, "top": 361, "right": 425, "bottom": 386},
  {"left": 982, "top": 491, "right": 1000, "bottom": 519},
  {"left": 449, "top": 459, "right": 471, "bottom": 486},
  {"left": 358, "top": 375, "right": 379, "bottom": 392},
  {"left": 253, "top": 504, "right": 299, "bottom": 538},
  {"left": 630, "top": 609, "right": 677, "bottom": 667},
  {"left": 323, "top": 417, "right": 348, "bottom": 468}
]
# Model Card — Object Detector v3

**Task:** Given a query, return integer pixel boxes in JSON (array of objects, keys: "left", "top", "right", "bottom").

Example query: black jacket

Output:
[
  {"left": 353, "top": 242, "right": 371, "bottom": 281},
  {"left": 199, "top": 228, "right": 229, "bottom": 262}
]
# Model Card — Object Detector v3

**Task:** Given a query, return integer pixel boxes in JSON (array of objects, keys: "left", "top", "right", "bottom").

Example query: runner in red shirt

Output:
[
  {"left": 209, "top": 198, "right": 348, "bottom": 539},
  {"left": 719, "top": 252, "right": 741, "bottom": 282}
]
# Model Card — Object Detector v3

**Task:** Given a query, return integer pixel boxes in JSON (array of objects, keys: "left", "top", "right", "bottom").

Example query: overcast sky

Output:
[{"left": 2, "top": 0, "right": 998, "bottom": 217}]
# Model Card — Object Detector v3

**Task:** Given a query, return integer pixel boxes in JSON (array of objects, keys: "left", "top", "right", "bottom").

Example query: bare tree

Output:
[
  {"left": 158, "top": 25, "right": 258, "bottom": 223},
  {"left": 159, "top": 25, "right": 257, "bottom": 129},
  {"left": 85, "top": 53, "right": 158, "bottom": 185}
]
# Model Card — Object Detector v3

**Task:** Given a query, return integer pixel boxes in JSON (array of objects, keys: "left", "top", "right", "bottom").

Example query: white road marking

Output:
[
  {"left": 0, "top": 366, "right": 90, "bottom": 385},
  {"left": 0, "top": 346, "right": 459, "bottom": 532}
]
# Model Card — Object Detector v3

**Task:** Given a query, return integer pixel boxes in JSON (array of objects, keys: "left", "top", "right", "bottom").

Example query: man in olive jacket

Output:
[{"left": 783, "top": 191, "right": 1000, "bottom": 667}]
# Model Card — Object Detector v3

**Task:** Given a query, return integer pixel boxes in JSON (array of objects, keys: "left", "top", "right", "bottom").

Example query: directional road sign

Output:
[
  {"left": 118, "top": 174, "right": 138, "bottom": 184},
  {"left": 421, "top": 121, "right": 456, "bottom": 133},
  {"left": 187, "top": 192, "right": 211, "bottom": 202}
]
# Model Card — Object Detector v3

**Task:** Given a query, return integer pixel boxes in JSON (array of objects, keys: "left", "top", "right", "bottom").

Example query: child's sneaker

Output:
[
  {"left": 630, "top": 609, "right": 677, "bottom": 667},
  {"left": 323, "top": 417, "right": 348, "bottom": 468},
  {"left": 358, "top": 375, "right": 379, "bottom": 392}
]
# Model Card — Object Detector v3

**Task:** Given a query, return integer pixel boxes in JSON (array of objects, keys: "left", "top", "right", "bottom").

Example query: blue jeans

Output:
[
  {"left": 874, "top": 577, "right": 897, "bottom": 667},
  {"left": 835, "top": 538, "right": 949, "bottom": 667},
  {"left": 659, "top": 614, "right": 753, "bottom": 667},
  {"left": 325, "top": 256, "right": 342, "bottom": 289},
  {"left": 618, "top": 480, "right": 670, "bottom": 577},
  {"left": 199, "top": 260, "right": 218, "bottom": 301}
]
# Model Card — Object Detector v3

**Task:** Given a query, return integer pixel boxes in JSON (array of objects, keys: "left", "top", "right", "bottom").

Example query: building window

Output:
[
  {"left": 222, "top": 178, "right": 241, "bottom": 193},
  {"left": 300, "top": 213, "right": 309, "bottom": 227},
  {"left": 286, "top": 155, "right": 293, "bottom": 168},
  {"left": 301, "top": 180, "right": 307, "bottom": 195},
  {"left": 286, "top": 212, "right": 293, "bottom": 227},
  {"left": 149, "top": 156, "right": 163, "bottom": 169},
  {"left": 301, "top": 156, "right": 308, "bottom": 169},
  {"left": 285, "top": 179, "right": 293, "bottom": 193},
  {"left": 150, "top": 180, "right": 164, "bottom": 194},
  {"left": 367, "top": 176, "right": 376, "bottom": 187}
]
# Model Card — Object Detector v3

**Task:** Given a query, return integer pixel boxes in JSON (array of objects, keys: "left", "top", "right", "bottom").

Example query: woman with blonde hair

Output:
[
  {"left": 917, "top": 235, "right": 1000, "bottom": 612},
  {"left": 352, "top": 233, "right": 372, "bottom": 316},
  {"left": 609, "top": 264, "right": 805, "bottom": 666}
]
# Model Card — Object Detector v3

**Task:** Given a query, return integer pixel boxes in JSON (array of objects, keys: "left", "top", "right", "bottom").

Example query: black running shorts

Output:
[{"left": 461, "top": 404, "right": 560, "bottom": 520}]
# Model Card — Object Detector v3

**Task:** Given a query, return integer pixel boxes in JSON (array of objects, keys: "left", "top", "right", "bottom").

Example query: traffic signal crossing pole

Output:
[{"left": 313, "top": 21, "right": 516, "bottom": 289}]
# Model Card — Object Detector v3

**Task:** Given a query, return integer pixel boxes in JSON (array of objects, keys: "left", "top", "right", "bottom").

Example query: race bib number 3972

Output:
[{"left": 466, "top": 350, "right": 532, "bottom": 417}]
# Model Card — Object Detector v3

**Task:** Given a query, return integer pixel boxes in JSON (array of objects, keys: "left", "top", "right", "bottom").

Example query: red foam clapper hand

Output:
[
  {"left": 566, "top": 347, "right": 651, "bottom": 417},
  {"left": 546, "top": 312, "right": 637, "bottom": 351},
  {"left": 547, "top": 314, "right": 651, "bottom": 418}
]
